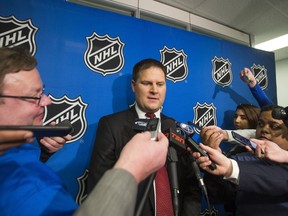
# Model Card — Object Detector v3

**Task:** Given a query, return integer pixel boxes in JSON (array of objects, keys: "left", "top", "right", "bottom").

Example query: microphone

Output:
[
  {"left": 132, "top": 118, "right": 151, "bottom": 131},
  {"left": 162, "top": 119, "right": 181, "bottom": 216},
  {"left": 167, "top": 146, "right": 180, "bottom": 216},
  {"left": 0, "top": 119, "right": 74, "bottom": 138},
  {"left": 176, "top": 121, "right": 216, "bottom": 171},
  {"left": 189, "top": 154, "right": 205, "bottom": 187},
  {"left": 176, "top": 121, "right": 195, "bottom": 137},
  {"left": 185, "top": 136, "right": 216, "bottom": 170}
]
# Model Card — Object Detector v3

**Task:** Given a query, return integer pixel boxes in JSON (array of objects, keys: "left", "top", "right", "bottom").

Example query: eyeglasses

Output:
[{"left": 0, "top": 86, "right": 45, "bottom": 105}]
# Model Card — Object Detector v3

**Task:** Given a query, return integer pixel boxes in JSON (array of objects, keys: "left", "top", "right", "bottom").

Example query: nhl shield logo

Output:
[
  {"left": 76, "top": 169, "right": 89, "bottom": 205},
  {"left": 200, "top": 206, "right": 218, "bottom": 216},
  {"left": 193, "top": 102, "right": 217, "bottom": 133},
  {"left": 43, "top": 95, "right": 88, "bottom": 143},
  {"left": 160, "top": 46, "right": 188, "bottom": 83},
  {"left": 0, "top": 16, "right": 38, "bottom": 55},
  {"left": 212, "top": 56, "right": 233, "bottom": 87},
  {"left": 251, "top": 64, "right": 268, "bottom": 90},
  {"left": 84, "top": 32, "right": 125, "bottom": 76}
]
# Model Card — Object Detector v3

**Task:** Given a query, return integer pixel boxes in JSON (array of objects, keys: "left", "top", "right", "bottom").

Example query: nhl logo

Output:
[
  {"left": 251, "top": 64, "right": 268, "bottom": 90},
  {"left": 84, "top": 32, "right": 125, "bottom": 76},
  {"left": 43, "top": 95, "right": 88, "bottom": 143},
  {"left": 200, "top": 206, "right": 218, "bottom": 216},
  {"left": 76, "top": 169, "right": 89, "bottom": 205},
  {"left": 212, "top": 56, "right": 233, "bottom": 87},
  {"left": 193, "top": 102, "right": 217, "bottom": 133},
  {"left": 0, "top": 16, "right": 38, "bottom": 55},
  {"left": 160, "top": 46, "right": 188, "bottom": 83}
]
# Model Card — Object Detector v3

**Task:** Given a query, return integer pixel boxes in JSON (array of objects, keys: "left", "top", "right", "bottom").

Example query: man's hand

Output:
[
  {"left": 0, "top": 130, "right": 34, "bottom": 155},
  {"left": 200, "top": 125, "right": 226, "bottom": 151},
  {"left": 240, "top": 67, "right": 257, "bottom": 88},
  {"left": 193, "top": 143, "right": 232, "bottom": 177},
  {"left": 39, "top": 121, "right": 72, "bottom": 153},
  {"left": 252, "top": 138, "right": 288, "bottom": 163},
  {"left": 114, "top": 131, "right": 168, "bottom": 183}
]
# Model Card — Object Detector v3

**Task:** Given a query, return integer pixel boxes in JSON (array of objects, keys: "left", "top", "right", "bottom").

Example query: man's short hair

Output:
[
  {"left": 0, "top": 47, "right": 37, "bottom": 93},
  {"left": 132, "top": 58, "right": 166, "bottom": 82}
]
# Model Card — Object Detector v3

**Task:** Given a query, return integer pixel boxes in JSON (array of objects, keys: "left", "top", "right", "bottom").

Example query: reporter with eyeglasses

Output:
[{"left": 0, "top": 47, "right": 171, "bottom": 216}]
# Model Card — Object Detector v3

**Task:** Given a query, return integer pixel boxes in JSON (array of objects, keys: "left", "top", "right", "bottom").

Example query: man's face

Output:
[
  {"left": 131, "top": 66, "right": 166, "bottom": 113},
  {"left": 0, "top": 68, "right": 51, "bottom": 126},
  {"left": 256, "top": 110, "right": 288, "bottom": 150}
]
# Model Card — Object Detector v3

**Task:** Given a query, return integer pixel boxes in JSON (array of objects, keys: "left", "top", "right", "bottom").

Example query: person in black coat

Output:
[{"left": 87, "top": 58, "right": 201, "bottom": 216}]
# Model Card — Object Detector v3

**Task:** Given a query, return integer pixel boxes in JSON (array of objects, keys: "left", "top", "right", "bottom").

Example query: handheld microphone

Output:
[
  {"left": 176, "top": 122, "right": 195, "bottom": 137},
  {"left": 162, "top": 119, "right": 181, "bottom": 216},
  {"left": 176, "top": 121, "right": 216, "bottom": 171},
  {"left": 185, "top": 136, "right": 216, "bottom": 170},
  {"left": 167, "top": 146, "right": 180, "bottom": 216},
  {"left": 0, "top": 119, "right": 74, "bottom": 138},
  {"left": 189, "top": 154, "right": 205, "bottom": 187}
]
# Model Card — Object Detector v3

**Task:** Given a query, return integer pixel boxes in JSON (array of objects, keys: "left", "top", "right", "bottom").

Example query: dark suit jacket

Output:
[
  {"left": 204, "top": 153, "right": 288, "bottom": 216},
  {"left": 87, "top": 106, "right": 201, "bottom": 216}
]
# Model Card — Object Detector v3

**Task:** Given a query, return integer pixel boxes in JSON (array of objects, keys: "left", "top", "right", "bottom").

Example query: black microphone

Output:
[
  {"left": 162, "top": 119, "right": 181, "bottom": 215},
  {"left": 189, "top": 154, "right": 205, "bottom": 187},
  {"left": 0, "top": 119, "right": 74, "bottom": 138},
  {"left": 176, "top": 121, "right": 216, "bottom": 171},
  {"left": 167, "top": 146, "right": 180, "bottom": 216},
  {"left": 186, "top": 136, "right": 216, "bottom": 170}
]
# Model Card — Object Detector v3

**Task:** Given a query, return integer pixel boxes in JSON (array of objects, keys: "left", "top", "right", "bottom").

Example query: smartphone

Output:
[
  {"left": 231, "top": 131, "right": 257, "bottom": 150},
  {"left": 146, "top": 118, "right": 160, "bottom": 141},
  {"left": 0, "top": 120, "right": 73, "bottom": 138}
]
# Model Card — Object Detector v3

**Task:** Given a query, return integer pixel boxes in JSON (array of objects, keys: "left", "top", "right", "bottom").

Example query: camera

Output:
[{"left": 272, "top": 106, "right": 288, "bottom": 127}]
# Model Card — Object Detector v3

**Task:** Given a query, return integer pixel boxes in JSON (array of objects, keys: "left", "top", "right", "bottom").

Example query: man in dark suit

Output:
[{"left": 88, "top": 58, "right": 201, "bottom": 216}]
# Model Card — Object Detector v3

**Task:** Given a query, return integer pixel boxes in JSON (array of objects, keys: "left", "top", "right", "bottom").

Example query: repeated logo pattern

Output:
[
  {"left": 0, "top": 16, "right": 38, "bottom": 55},
  {"left": 160, "top": 46, "right": 188, "bottom": 83},
  {"left": 84, "top": 32, "right": 125, "bottom": 76},
  {"left": 193, "top": 102, "right": 217, "bottom": 134},
  {"left": 43, "top": 95, "right": 88, "bottom": 143},
  {"left": 251, "top": 64, "right": 268, "bottom": 90},
  {"left": 212, "top": 56, "right": 233, "bottom": 87}
]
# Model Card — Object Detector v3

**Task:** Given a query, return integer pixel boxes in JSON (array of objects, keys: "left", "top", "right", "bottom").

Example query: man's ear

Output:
[{"left": 131, "top": 80, "right": 135, "bottom": 92}]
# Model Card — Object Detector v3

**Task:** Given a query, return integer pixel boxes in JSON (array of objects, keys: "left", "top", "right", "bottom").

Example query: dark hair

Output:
[
  {"left": 261, "top": 104, "right": 283, "bottom": 113},
  {"left": 132, "top": 58, "right": 166, "bottom": 82},
  {"left": 235, "top": 104, "right": 260, "bottom": 129},
  {"left": 0, "top": 47, "right": 37, "bottom": 93}
]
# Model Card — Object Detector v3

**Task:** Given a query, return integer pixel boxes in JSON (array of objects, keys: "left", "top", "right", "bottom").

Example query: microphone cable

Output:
[
  {"left": 189, "top": 154, "right": 213, "bottom": 216},
  {"left": 135, "top": 172, "right": 156, "bottom": 216},
  {"left": 167, "top": 146, "right": 180, "bottom": 216}
]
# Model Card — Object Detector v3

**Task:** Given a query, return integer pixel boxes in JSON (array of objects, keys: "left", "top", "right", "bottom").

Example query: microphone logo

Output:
[{"left": 176, "top": 122, "right": 194, "bottom": 136}]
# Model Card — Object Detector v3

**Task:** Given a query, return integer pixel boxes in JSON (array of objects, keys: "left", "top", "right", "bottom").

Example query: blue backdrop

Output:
[{"left": 0, "top": 0, "right": 277, "bottom": 215}]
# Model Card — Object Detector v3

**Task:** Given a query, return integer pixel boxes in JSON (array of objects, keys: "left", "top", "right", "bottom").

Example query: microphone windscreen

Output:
[{"left": 58, "top": 119, "right": 74, "bottom": 134}]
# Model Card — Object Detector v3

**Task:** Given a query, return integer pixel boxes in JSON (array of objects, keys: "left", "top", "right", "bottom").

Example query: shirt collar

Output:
[{"left": 135, "top": 103, "right": 161, "bottom": 119}]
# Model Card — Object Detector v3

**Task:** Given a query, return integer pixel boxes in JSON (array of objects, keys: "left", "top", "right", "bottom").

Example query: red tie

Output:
[
  {"left": 145, "top": 113, "right": 174, "bottom": 216},
  {"left": 145, "top": 112, "right": 156, "bottom": 119}
]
